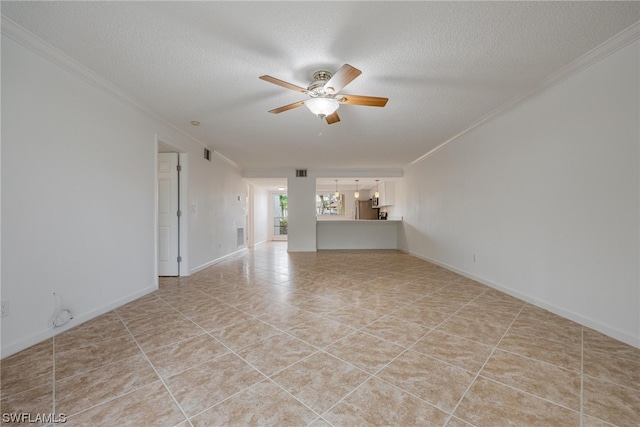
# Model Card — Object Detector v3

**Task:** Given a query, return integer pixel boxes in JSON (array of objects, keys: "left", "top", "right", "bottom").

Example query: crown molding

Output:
[
  {"left": 0, "top": 16, "right": 239, "bottom": 166},
  {"left": 409, "top": 21, "right": 640, "bottom": 168},
  {"left": 212, "top": 150, "right": 240, "bottom": 169}
]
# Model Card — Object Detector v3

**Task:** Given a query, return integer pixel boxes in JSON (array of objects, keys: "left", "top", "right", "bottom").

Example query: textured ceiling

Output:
[{"left": 2, "top": 1, "right": 639, "bottom": 174}]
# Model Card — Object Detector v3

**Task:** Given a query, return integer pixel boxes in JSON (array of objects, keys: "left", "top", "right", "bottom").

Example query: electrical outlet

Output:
[{"left": 1, "top": 300, "right": 9, "bottom": 317}]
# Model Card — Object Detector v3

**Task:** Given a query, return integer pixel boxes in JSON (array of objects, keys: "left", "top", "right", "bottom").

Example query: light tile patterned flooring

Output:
[{"left": 2, "top": 243, "right": 639, "bottom": 426}]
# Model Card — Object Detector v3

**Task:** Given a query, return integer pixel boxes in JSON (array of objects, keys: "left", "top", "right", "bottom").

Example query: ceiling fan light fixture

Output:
[{"left": 305, "top": 97, "right": 339, "bottom": 117}]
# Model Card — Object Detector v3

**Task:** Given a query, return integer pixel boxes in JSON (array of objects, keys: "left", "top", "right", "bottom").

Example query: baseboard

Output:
[
  {"left": 252, "top": 240, "right": 268, "bottom": 248},
  {"left": 1, "top": 285, "right": 157, "bottom": 359},
  {"left": 401, "top": 249, "right": 639, "bottom": 349},
  {"left": 189, "top": 248, "right": 248, "bottom": 275}
]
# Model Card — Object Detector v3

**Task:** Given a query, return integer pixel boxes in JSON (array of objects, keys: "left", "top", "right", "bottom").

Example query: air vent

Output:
[
  {"left": 237, "top": 227, "right": 244, "bottom": 247},
  {"left": 204, "top": 148, "right": 211, "bottom": 161},
  {"left": 295, "top": 169, "right": 307, "bottom": 177}
]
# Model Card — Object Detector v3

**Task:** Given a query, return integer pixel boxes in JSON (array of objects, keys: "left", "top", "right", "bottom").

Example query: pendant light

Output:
[
  {"left": 354, "top": 180, "right": 360, "bottom": 199},
  {"left": 374, "top": 179, "right": 380, "bottom": 198},
  {"left": 334, "top": 180, "right": 340, "bottom": 197}
]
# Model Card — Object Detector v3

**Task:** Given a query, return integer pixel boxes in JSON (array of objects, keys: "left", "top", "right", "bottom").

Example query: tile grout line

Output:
[
  {"left": 186, "top": 333, "right": 325, "bottom": 423},
  {"left": 442, "top": 302, "right": 527, "bottom": 426},
  {"left": 255, "top": 271, "right": 496, "bottom": 421},
  {"left": 315, "top": 288, "right": 477, "bottom": 423},
  {"left": 115, "top": 311, "right": 195, "bottom": 427}
]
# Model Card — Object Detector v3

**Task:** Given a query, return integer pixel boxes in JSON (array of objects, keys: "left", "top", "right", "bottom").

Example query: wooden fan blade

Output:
[
  {"left": 324, "top": 64, "right": 361, "bottom": 93},
  {"left": 259, "top": 75, "right": 308, "bottom": 93},
  {"left": 339, "top": 95, "right": 388, "bottom": 107},
  {"left": 325, "top": 111, "right": 340, "bottom": 124},
  {"left": 268, "top": 100, "right": 306, "bottom": 114}
]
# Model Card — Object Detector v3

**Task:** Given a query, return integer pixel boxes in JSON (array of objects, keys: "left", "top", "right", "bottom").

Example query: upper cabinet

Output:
[{"left": 372, "top": 181, "right": 395, "bottom": 207}]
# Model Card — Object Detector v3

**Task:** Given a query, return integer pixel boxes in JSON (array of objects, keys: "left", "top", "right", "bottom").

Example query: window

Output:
[{"left": 316, "top": 194, "right": 345, "bottom": 215}]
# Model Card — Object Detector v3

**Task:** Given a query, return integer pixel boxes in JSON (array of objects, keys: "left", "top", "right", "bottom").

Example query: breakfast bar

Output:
[{"left": 316, "top": 219, "right": 402, "bottom": 250}]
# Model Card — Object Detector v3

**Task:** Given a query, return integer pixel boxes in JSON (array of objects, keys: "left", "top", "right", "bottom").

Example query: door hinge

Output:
[
  {"left": 177, "top": 164, "right": 182, "bottom": 172},
  {"left": 177, "top": 210, "right": 182, "bottom": 217},
  {"left": 177, "top": 256, "right": 182, "bottom": 263}
]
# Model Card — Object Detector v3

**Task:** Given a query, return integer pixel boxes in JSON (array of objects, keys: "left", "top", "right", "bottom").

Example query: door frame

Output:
[
  {"left": 155, "top": 136, "right": 189, "bottom": 279},
  {"left": 269, "top": 191, "right": 288, "bottom": 241}
]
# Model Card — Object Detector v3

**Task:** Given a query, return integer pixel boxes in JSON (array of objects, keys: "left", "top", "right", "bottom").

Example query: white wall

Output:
[
  {"left": 287, "top": 171, "right": 317, "bottom": 252},
  {"left": 187, "top": 153, "right": 247, "bottom": 274},
  {"left": 1, "top": 32, "right": 247, "bottom": 357},
  {"left": 251, "top": 186, "right": 269, "bottom": 246},
  {"left": 399, "top": 40, "right": 640, "bottom": 347}
]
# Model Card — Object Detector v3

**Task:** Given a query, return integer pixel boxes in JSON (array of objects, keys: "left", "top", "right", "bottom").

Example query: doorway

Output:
[
  {"left": 157, "top": 139, "right": 188, "bottom": 277},
  {"left": 271, "top": 192, "right": 288, "bottom": 241},
  {"left": 157, "top": 153, "right": 180, "bottom": 276}
]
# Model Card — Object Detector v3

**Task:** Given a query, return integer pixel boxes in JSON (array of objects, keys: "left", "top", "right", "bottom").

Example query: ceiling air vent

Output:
[{"left": 295, "top": 169, "right": 307, "bottom": 177}]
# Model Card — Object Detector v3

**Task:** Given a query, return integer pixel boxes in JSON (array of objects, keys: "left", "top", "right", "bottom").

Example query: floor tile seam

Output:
[
  {"left": 52, "top": 351, "right": 158, "bottom": 387},
  {"left": 306, "top": 416, "right": 335, "bottom": 427},
  {"left": 399, "top": 340, "right": 484, "bottom": 377},
  {"left": 184, "top": 376, "right": 321, "bottom": 424},
  {"left": 209, "top": 324, "right": 285, "bottom": 354},
  {"left": 503, "top": 328, "right": 583, "bottom": 348},
  {"left": 116, "top": 307, "right": 185, "bottom": 325},
  {"left": 263, "top": 376, "right": 326, "bottom": 419},
  {"left": 149, "top": 345, "right": 232, "bottom": 380},
  {"left": 374, "top": 369, "right": 473, "bottom": 415},
  {"left": 115, "top": 310, "right": 195, "bottom": 427},
  {"left": 362, "top": 316, "right": 436, "bottom": 347},
  {"left": 189, "top": 345, "right": 336, "bottom": 420},
  {"left": 444, "top": 415, "right": 477, "bottom": 427},
  {"left": 0, "top": 382, "right": 54, "bottom": 404},
  {"left": 581, "top": 371, "right": 640, "bottom": 392},
  {"left": 114, "top": 296, "right": 173, "bottom": 312},
  {"left": 414, "top": 328, "right": 496, "bottom": 351},
  {"left": 53, "top": 330, "right": 137, "bottom": 355},
  {"left": 205, "top": 327, "right": 323, "bottom": 379},
  {"left": 284, "top": 306, "right": 357, "bottom": 328},
  {"left": 280, "top": 323, "right": 361, "bottom": 353},
  {"left": 57, "top": 379, "right": 168, "bottom": 420},
  {"left": 303, "top": 348, "right": 385, "bottom": 381},
  {"left": 451, "top": 307, "right": 523, "bottom": 324},
  {"left": 476, "top": 374, "right": 583, "bottom": 414},
  {"left": 314, "top": 307, "right": 394, "bottom": 332},
  {"left": 315, "top": 374, "right": 375, "bottom": 419},
  {"left": 403, "top": 288, "right": 491, "bottom": 350},
  {"left": 341, "top": 327, "right": 415, "bottom": 353},
  {"left": 583, "top": 347, "right": 640, "bottom": 364},
  {"left": 159, "top": 294, "right": 237, "bottom": 313},
  {"left": 492, "top": 344, "right": 582, "bottom": 374},
  {"left": 149, "top": 300, "right": 239, "bottom": 340},
  {"left": 443, "top": 303, "right": 526, "bottom": 426}
]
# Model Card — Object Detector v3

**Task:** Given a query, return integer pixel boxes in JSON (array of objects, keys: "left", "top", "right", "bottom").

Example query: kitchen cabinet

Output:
[{"left": 372, "top": 181, "right": 395, "bottom": 207}]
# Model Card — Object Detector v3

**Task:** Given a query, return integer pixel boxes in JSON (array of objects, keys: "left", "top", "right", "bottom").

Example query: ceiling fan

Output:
[{"left": 259, "top": 64, "right": 388, "bottom": 125}]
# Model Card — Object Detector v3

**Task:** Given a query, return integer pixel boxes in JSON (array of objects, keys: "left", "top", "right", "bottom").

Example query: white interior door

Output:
[{"left": 158, "top": 153, "right": 179, "bottom": 276}]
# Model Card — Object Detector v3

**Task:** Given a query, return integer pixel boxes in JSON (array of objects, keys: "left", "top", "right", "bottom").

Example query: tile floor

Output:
[{"left": 1, "top": 242, "right": 639, "bottom": 426}]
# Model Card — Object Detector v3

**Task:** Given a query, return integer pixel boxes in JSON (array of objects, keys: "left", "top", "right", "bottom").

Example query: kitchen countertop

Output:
[{"left": 315, "top": 218, "right": 402, "bottom": 222}]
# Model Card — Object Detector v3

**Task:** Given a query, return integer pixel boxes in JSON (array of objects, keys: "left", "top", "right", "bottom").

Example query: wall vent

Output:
[
  {"left": 295, "top": 169, "right": 307, "bottom": 177},
  {"left": 204, "top": 148, "right": 211, "bottom": 161},
  {"left": 237, "top": 227, "right": 244, "bottom": 247}
]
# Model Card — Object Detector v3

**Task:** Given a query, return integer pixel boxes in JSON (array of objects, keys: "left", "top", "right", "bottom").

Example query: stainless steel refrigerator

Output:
[{"left": 357, "top": 199, "right": 379, "bottom": 220}]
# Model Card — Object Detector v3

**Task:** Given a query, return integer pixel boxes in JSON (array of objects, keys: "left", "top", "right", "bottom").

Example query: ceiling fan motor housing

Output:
[{"left": 308, "top": 70, "right": 333, "bottom": 96}]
